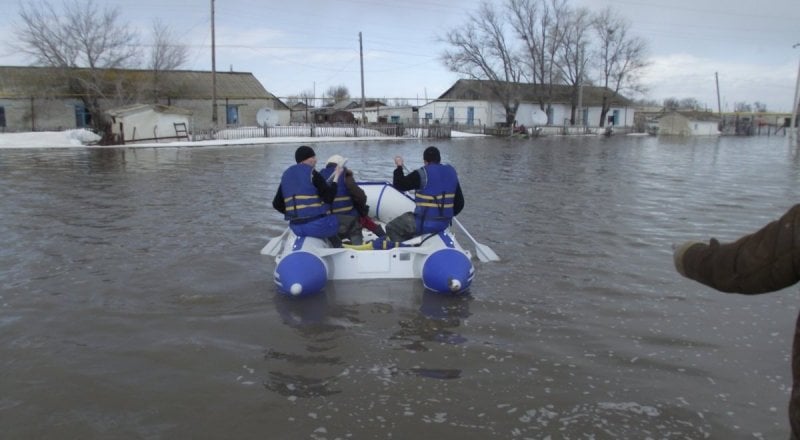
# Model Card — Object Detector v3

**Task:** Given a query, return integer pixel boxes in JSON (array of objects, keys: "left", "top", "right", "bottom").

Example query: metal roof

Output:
[
  {"left": 0, "top": 66, "right": 278, "bottom": 101},
  {"left": 437, "top": 79, "right": 633, "bottom": 107}
]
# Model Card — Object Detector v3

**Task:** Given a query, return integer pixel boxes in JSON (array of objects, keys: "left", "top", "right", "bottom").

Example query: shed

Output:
[
  {"left": 657, "top": 111, "right": 721, "bottom": 136},
  {"left": 106, "top": 104, "right": 193, "bottom": 143}
]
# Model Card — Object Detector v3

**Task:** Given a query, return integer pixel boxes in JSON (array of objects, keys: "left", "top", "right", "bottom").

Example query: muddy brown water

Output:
[{"left": 2, "top": 135, "right": 799, "bottom": 439}]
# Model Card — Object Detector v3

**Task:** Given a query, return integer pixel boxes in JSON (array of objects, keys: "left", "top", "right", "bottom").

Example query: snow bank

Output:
[
  {"left": 0, "top": 129, "right": 101, "bottom": 148},
  {"left": 0, "top": 128, "right": 485, "bottom": 149}
]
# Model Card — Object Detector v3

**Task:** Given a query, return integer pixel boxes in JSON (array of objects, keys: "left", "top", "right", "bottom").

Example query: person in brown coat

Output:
[
  {"left": 673, "top": 203, "right": 800, "bottom": 438},
  {"left": 319, "top": 155, "right": 385, "bottom": 244}
]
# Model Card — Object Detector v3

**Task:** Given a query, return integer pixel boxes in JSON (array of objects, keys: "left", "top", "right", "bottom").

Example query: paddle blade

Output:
[
  {"left": 452, "top": 217, "right": 500, "bottom": 263},
  {"left": 474, "top": 243, "right": 500, "bottom": 262},
  {"left": 261, "top": 228, "right": 289, "bottom": 256}
]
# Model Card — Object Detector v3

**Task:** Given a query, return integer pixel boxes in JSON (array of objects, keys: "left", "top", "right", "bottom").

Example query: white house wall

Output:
[
  {"left": 112, "top": 111, "right": 190, "bottom": 141},
  {"left": 360, "top": 106, "right": 417, "bottom": 123},
  {"left": 0, "top": 98, "right": 83, "bottom": 131},
  {"left": 166, "top": 98, "right": 290, "bottom": 129},
  {"left": 417, "top": 99, "right": 634, "bottom": 128},
  {"left": 691, "top": 121, "right": 721, "bottom": 135},
  {"left": 417, "top": 100, "right": 493, "bottom": 126},
  {"left": 0, "top": 97, "right": 290, "bottom": 132}
]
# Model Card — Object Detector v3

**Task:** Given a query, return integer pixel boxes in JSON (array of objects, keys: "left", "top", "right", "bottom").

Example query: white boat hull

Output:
[{"left": 266, "top": 182, "right": 475, "bottom": 297}]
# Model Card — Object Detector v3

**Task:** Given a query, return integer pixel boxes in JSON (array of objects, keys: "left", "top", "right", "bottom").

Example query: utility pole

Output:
[
  {"left": 792, "top": 44, "right": 800, "bottom": 141},
  {"left": 715, "top": 72, "right": 722, "bottom": 115},
  {"left": 211, "top": 0, "right": 218, "bottom": 126},
  {"left": 359, "top": 32, "right": 366, "bottom": 124},
  {"left": 577, "top": 44, "right": 584, "bottom": 127}
]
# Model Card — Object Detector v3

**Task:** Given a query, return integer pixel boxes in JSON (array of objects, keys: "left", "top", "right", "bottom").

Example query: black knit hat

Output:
[
  {"left": 423, "top": 146, "right": 441, "bottom": 163},
  {"left": 295, "top": 145, "right": 315, "bottom": 163}
]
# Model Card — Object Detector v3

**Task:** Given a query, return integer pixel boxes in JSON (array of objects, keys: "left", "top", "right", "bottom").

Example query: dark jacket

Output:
[
  {"left": 393, "top": 165, "right": 464, "bottom": 216},
  {"left": 673, "top": 203, "right": 800, "bottom": 438}
]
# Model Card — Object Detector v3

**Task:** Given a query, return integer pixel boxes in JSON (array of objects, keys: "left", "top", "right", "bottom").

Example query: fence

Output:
[{"left": 190, "top": 123, "right": 452, "bottom": 142}]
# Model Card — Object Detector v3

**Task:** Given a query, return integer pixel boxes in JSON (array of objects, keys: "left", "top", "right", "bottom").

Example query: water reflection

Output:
[
  {"left": 86, "top": 148, "right": 127, "bottom": 173},
  {"left": 390, "top": 293, "right": 471, "bottom": 351}
]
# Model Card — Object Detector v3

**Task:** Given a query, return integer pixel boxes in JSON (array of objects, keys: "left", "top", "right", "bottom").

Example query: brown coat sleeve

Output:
[
  {"left": 344, "top": 170, "right": 368, "bottom": 216},
  {"left": 674, "top": 204, "right": 800, "bottom": 294}
]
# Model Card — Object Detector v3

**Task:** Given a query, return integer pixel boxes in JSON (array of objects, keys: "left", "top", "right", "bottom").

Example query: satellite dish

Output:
[{"left": 256, "top": 108, "right": 276, "bottom": 126}]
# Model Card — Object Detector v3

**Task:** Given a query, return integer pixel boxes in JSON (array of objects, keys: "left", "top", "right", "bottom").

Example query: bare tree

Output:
[
  {"left": 553, "top": 5, "right": 592, "bottom": 125},
  {"left": 508, "top": 0, "right": 570, "bottom": 124},
  {"left": 591, "top": 7, "right": 648, "bottom": 127},
  {"left": 663, "top": 97, "right": 680, "bottom": 110},
  {"left": 15, "top": 0, "right": 140, "bottom": 139},
  {"left": 149, "top": 19, "right": 188, "bottom": 72},
  {"left": 148, "top": 19, "right": 189, "bottom": 102},
  {"left": 286, "top": 89, "right": 316, "bottom": 107},
  {"left": 678, "top": 97, "right": 702, "bottom": 111},
  {"left": 324, "top": 85, "right": 350, "bottom": 106},
  {"left": 299, "top": 89, "right": 315, "bottom": 107},
  {"left": 440, "top": 1, "right": 524, "bottom": 126}
]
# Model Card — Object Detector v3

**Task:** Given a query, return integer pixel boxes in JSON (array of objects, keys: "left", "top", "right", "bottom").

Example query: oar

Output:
[
  {"left": 261, "top": 227, "right": 290, "bottom": 256},
  {"left": 453, "top": 217, "right": 500, "bottom": 262}
]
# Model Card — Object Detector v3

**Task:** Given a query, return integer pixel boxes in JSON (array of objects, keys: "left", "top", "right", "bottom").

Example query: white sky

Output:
[{"left": 0, "top": 0, "right": 798, "bottom": 112}]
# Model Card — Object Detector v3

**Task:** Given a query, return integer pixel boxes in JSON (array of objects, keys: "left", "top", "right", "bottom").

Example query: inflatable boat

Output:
[{"left": 261, "top": 182, "right": 499, "bottom": 297}]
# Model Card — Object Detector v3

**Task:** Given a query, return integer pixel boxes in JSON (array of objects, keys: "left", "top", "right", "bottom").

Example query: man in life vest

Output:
[
  {"left": 386, "top": 146, "right": 464, "bottom": 241},
  {"left": 272, "top": 145, "right": 342, "bottom": 244},
  {"left": 673, "top": 204, "right": 800, "bottom": 438}
]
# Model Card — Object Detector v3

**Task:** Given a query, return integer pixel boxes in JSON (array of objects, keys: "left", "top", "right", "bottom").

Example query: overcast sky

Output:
[{"left": 0, "top": 0, "right": 798, "bottom": 112}]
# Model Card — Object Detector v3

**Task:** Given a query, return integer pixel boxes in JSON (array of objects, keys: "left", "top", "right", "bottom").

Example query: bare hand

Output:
[{"left": 394, "top": 156, "right": 404, "bottom": 167}]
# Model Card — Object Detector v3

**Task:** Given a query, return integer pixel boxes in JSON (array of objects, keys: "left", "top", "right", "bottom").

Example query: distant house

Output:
[
  {"left": 289, "top": 101, "right": 314, "bottom": 123},
  {"left": 312, "top": 99, "right": 390, "bottom": 123},
  {"left": 656, "top": 111, "right": 721, "bottom": 136},
  {"left": 313, "top": 108, "right": 355, "bottom": 124},
  {"left": 106, "top": 104, "right": 193, "bottom": 144},
  {"left": 417, "top": 79, "right": 635, "bottom": 129},
  {"left": 358, "top": 104, "right": 419, "bottom": 124},
  {"left": 331, "top": 99, "right": 386, "bottom": 111},
  {"left": 0, "top": 66, "right": 290, "bottom": 132}
]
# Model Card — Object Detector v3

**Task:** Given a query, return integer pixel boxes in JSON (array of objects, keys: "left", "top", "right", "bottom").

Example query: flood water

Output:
[{"left": 2, "top": 134, "right": 800, "bottom": 439}]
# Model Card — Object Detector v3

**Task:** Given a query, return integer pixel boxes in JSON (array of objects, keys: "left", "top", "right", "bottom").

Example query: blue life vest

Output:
[
  {"left": 280, "top": 163, "right": 329, "bottom": 222},
  {"left": 414, "top": 164, "right": 458, "bottom": 228},
  {"left": 319, "top": 166, "right": 357, "bottom": 216}
]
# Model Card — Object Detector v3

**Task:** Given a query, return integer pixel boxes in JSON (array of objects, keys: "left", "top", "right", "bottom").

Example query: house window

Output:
[
  {"left": 0, "top": 106, "right": 5, "bottom": 129},
  {"left": 226, "top": 105, "right": 239, "bottom": 125},
  {"left": 74, "top": 104, "right": 91, "bottom": 128},
  {"left": 448, "top": 107, "right": 455, "bottom": 124},
  {"left": 390, "top": 115, "right": 400, "bottom": 123},
  {"left": 467, "top": 107, "right": 474, "bottom": 126},
  {"left": 425, "top": 112, "right": 432, "bottom": 120}
]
